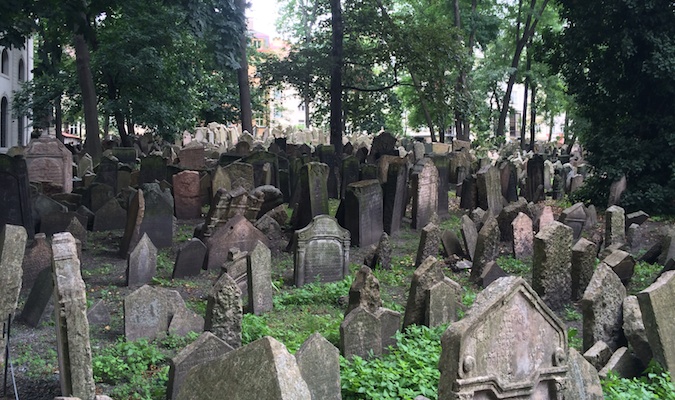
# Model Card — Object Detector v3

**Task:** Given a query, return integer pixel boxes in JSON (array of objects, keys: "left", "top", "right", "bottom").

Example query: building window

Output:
[
  {"left": 252, "top": 39, "right": 262, "bottom": 49},
  {"left": 1, "top": 97, "right": 8, "bottom": 147},
  {"left": 18, "top": 59, "right": 24, "bottom": 81},
  {"left": 1, "top": 49, "right": 8, "bottom": 75}
]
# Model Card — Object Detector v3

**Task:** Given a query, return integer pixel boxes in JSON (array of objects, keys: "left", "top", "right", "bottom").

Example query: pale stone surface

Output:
[
  {"left": 25, "top": 136, "right": 73, "bottom": 193},
  {"left": 598, "top": 347, "right": 642, "bottom": 379},
  {"left": 346, "top": 266, "right": 381, "bottom": 315},
  {"left": 637, "top": 270, "right": 675, "bottom": 379},
  {"left": 583, "top": 340, "right": 612, "bottom": 371},
  {"left": 403, "top": 256, "right": 445, "bottom": 328},
  {"left": 410, "top": 158, "right": 439, "bottom": 229},
  {"left": 511, "top": 212, "right": 533, "bottom": 260},
  {"left": 293, "top": 215, "right": 350, "bottom": 287},
  {"left": 460, "top": 215, "right": 478, "bottom": 261},
  {"left": 469, "top": 216, "right": 500, "bottom": 283},
  {"left": 124, "top": 285, "right": 184, "bottom": 341},
  {"left": 414, "top": 222, "right": 440, "bottom": 268},
  {"left": 126, "top": 233, "right": 157, "bottom": 286},
  {"left": 205, "top": 272, "right": 242, "bottom": 349},
  {"left": 425, "top": 278, "right": 461, "bottom": 327},
  {"left": 564, "top": 348, "right": 604, "bottom": 400},
  {"left": 532, "top": 221, "right": 573, "bottom": 311},
  {"left": 622, "top": 295, "right": 652, "bottom": 368},
  {"left": 571, "top": 238, "right": 597, "bottom": 301},
  {"left": 602, "top": 249, "right": 635, "bottom": 286},
  {"left": 177, "top": 336, "right": 311, "bottom": 400},
  {"left": 537, "top": 206, "right": 555, "bottom": 232},
  {"left": 476, "top": 165, "right": 503, "bottom": 216},
  {"left": 295, "top": 333, "right": 341, "bottom": 400},
  {"left": 438, "top": 277, "right": 567, "bottom": 400},
  {"left": 340, "top": 306, "right": 381, "bottom": 360},
  {"left": 581, "top": 263, "right": 626, "bottom": 352},
  {"left": 605, "top": 205, "right": 626, "bottom": 247},
  {"left": 51, "top": 232, "right": 96, "bottom": 400},
  {"left": 247, "top": 241, "right": 273, "bottom": 315},
  {"left": 167, "top": 332, "right": 233, "bottom": 400},
  {"left": 0, "top": 224, "right": 27, "bottom": 365}
]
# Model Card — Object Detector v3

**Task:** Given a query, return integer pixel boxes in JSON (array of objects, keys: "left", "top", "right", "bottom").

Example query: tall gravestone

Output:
[
  {"left": 290, "top": 162, "right": 330, "bottom": 231},
  {"left": 247, "top": 241, "right": 273, "bottom": 315},
  {"left": 637, "top": 270, "right": 675, "bottom": 380},
  {"left": 124, "top": 285, "right": 185, "bottom": 341},
  {"left": 295, "top": 333, "right": 341, "bottom": 400},
  {"left": 138, "top": 183, "right": 174, "bottom": 248},
  {"left": 340, "top": 180, "right": 383, "bottom": 248},
  {"left": 126, "top": 233, "right": 157, "bottom": 286},
  {"left": 24, "top": 136, "right": 73, "bottom": 193},
  {"left": 340, "top": 156, "right": 360, "bottom": 199},
  {"left": 438, "top": 277, "right": 568, "bottom": 400},
  {"left": 139, "top": 154, "right": 167, "bottom": 185},
  {"left": 119, "top": 188, "right": 146, "bottom": 256},
  {"left": 242, "top": 151, "right": 280, "bottom": 189},
  {"left": 605, "top": 205, "right": 626, "bottom": 247},
  {"left": 340, "top": 306, "right": 382, "bottom": 359},
  {"left": 525, "top": 154, "right": 545, "bottom": 202},
  {"left": 173, "top": 170, "right": 202, "bottom": 219},
  {"left": 571, "top": 238, "right": 597, "bottom": 301},
  {"left": 470, "top": 216, "right": 500, "bottom": 282},
  {"left": 293, "top": 215, "right": 350, "bottom": 287},
  {"left": 51, "top": 232, "right": 96, "bottom": 400},
  {"left": 430, "top": 154, "right": 450, "bottom": 216},
  {"left": 382, "top": 160, "right": 407, "bottom": 235},
  {"left": 212, "top": 162, "right": 254, "bottom": 193},
  {"left": 0, "top": 225, "right": 28, "bottom": 365},
  {"left": 411, "top": 158, "right": 439, "bottom": 229},
  {"left": 0, "top": 154, "right": 34, "bottom": 237},
  {"left": 205, "top": 272, "right": 243, "bottom": 349},
  {"left": 476, "top": 165, "right": 503, "bottom": 216},
  {"left": 581, "top": 263, "right": 626, "bottom": 352},
  {"left": 532, "top": 221, "right": 573, "bottom": 311}
]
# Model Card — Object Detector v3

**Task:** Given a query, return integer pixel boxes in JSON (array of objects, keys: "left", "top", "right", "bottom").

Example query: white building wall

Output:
[{"left": 0, "top": 39, "right": 34, "bottom": 152}]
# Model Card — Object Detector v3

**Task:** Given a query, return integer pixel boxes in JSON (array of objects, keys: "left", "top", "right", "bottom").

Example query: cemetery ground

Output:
[{"left": 4, "top": 195, "right": 673, "bottom": 400}]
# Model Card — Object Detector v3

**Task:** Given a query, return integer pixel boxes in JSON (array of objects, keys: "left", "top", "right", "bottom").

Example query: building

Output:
[{"left": 0, "top": 40, "right": 34, "bottom": 152}]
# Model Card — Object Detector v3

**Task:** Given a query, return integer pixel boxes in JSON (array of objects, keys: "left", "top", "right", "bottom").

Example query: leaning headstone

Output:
[
  {"left": 583, "top": 340, "right": 612, "bottom": 371},
  {"left": 476, "top": 165, "right": 503, "bottom": 216},
  {"left": 441, "top": 230, "right": 465, "bottom": 259},
  {"left": 598, "top": 347, "right": 642, "bottom": 379},
  {"left": 295, "top": 333, "right": 341, "bottom": 400},
  {"left": 430, "top": 154, "right": 450, "bottom": 216},
  {"left": 86, "top": 300, "right": 111, "bottom": 326},
  {"left": 403, "top": 256, "right": 456, "bottom": 329},
  {"left": 571, "top": 238, "right": 597, "bottom": 301},
  {"left": 524, "top": 154, "right": 544, "bottom": 203},
  {"left": 532, "top": 221, "right": 573, "bottom": 311},
  {"left": 212, "top": 162, "right": 254, "bottom": 193},
  {"left": 205, "top": 214, "right": 269, "bottom": 271},
  {"left": 0, "top": 224, "right": 27, "bottom": 361},
  {"left": 293, "top": 215, "right": 350, "bottom": 287},
  {"left": 205, "top": 272, "right": 243, "bottom": 349},
  {"left": 414, "top": 222, "right": 441, "bottom": 268},
  {"left": 410, "top": 158, "right": 439, "bottom": 229},
  {"left": 341, "top": 180, "right": 383, "bottom": 248},
  {"left": 51, "top": 232, "right": 96, "bottom": 400},
  {"left": 247, "top": 241, "right": 273, "bottom": 315},
  {"left": 622, "top": 295, "right": 652, "bottom": 368},
  {"left": 340, "top": 306, "right": 382, "bottom": 360},
  {"left": 176, "top": 336, "right": 311, "bottom": 400},
  {"left": 496, "top": 197, "right": 528, "bottom": 242},
  {"left": 581, "top": 263, "right": 626, "bottom": 352},
  {"left": 636, "top": 270, "right": 675, "bottom": 380},
  {"left": 124, "top": 285, "right": 184, "bottom": 341},
  {"left": 605, "top": 205, "right": 626, "bottom": 247},
  {"left": 426, "top": 278, "right": 462, "bottom": 328},
  {"left": 21, "top": 233, "right": 52, "bottom": 293},
  {"left": 173, "top": 170, "right": 202, "bottom": 219},
  {"left": 17, "top": 267, "right": 53, "bottom": 327},
  {"left": 346, "top": 266, "right": 381, "bottom": 315},
  {"left": 0, "top": 154, "right": 34, "bottom": 237},
  {"left": 290, "top": 162, "right": 329, "bottom": 231},
  {"left": 602, "top": 250, "right": 635, "bottom": 286},
  {"left": 167, "top": 332, "right": 234, "bottom": 400},
  {"left": 138, "top": 183, "right": 174, "bottom": 249},
  {"left": 438, "top": 277, "right": 568, "bottom": 400},
  {"left": 25, "top": 136, "right": 73, "bottom": 193},
  {"left": 119, "top": 187, "right": 146, "bottom": 256},
  {"left": 469, "top": 216, "right": 500, "bottom": 283},
  {"left": 126, "top": 233, "right": 157, "bottom": 286},
  {"left": 511, "top": 212, "right": 533, "bottom": 260},
  {"left": 382, "top": 161, "right": 407, "bottom": 235},
  {"left": 460, "top": 215, "right": 478, "bottom": 261},
  {"left": 559, "top": 202, "right": 587, "bottom": 240},
  {"left": 167, "top": 307, "right": 205, "bottom": 337},
  {"left": 626, "top": 211, "right": 649, "bottom": 227},
  {"left": 172, "top": 238, "right": 206, "bottom": 279},
  {"left": 66, "top": 217, "right": 87, "bottom": 247},
  {"left": 563, "top": 348, "right": 604, "bottom": 400}
]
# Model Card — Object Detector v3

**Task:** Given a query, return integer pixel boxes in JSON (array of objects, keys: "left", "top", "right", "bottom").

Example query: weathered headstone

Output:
[
  {"left": 124, "top": 285, "right": 184, "bottom": 341},
  {"left": 340, "top": 306, "right": 382, "bottom": 360},
  {"left": 426, "top": 279, "right": 461, "bottom": 328},
  {"left": 532, "top": 221, "right": 573, "bottom": 311},
  {"left": 17, "top": 267, "right": 53, "bottom": 327},
  {"left": 172, "top": 238, "right": 206, "bottom": 279},
  {"left": 403, "top": 256, "right": 458, "bottom": 329},
  {"left": 414, "top": 222, "right": 441, "bottom": 268},
  {"left": 598, "top": 347, "right": 642, "bottom": 379},
  {"left": 382, "top": 160, "right": 407, "bottom": 235},
  {"left": 126, "top": 233, "right": 157, "bottom": 286},
  {"left": 411, "top": 158, "right": 439, "bottom": 229},
  {"left": 173, "top": 170, "right": 202, "bottom": 219},
  {"left": 583, "top": 340, "right": 612, "bottom": 371},
  {"left": 295, "top": 333, "right": 341, "bottom": 400},
  {"left": 563, "top": 348, "right": 604, "bottom": 400},
  {"left": 602, "top": 250, "right": 635, "bottom": 286},
  {"left": 139, "top": 154, "right": 167, "bottom": 185},
  {"left": 438, "top": 277, "right": 568, "bottom": 400},
  {"left": 0, "top": 154, "right": 34, "bottom": 237},
  {"left": 212, "top": 161, "right": 254, "bottom": 193},
  {"left": 290, "top": 162, "right": 330, "bottom": 231},
  {"left": 340, "top": 156, "right": 360, "bottom": 199},
  {"left": 441, "top": 230, "right": 465, "bottom": 259},
  {"left": 293, "top": 215, "right": 350, "bottom": 287},
  {"left": 430, "top": 154, "right": 450, "bottom": 216},
  {"left": 51, "top": 232, "right": 95, "bottom": 400},
  {"left": 346, "top": 266, "right": 381, "bottom": 315},
  {"left": 571, "top": 238, "right": 597, "bottom": 301},
  {"left": 524, "top": 154, "right": 544, "bottom": 203},
  {"left": 0, "top": 224, "right": 27, "bottom": 357},
  {"left": 167, "top": 332, "right": 234, "bottom": 400},
  {"left": 25, "top": 136, "right": 73, "bottom": 193},
  {"left": 176, "top": 336, "right": 311, "bottom": 400},
  {"left": 460, "top": 215, "right": 478, "bottom": 261},
  {"left": 581, "top": 263, "right": 627, "bottom": 352},
  {"left": 247, "top": 241, "right": 273, "bottom": 315},
  {"left": 340, "top": 180, "right": 383, "bottom": 248},
  {"left": 622, "top": 295, "right": 652, "bottom": 368},
  {"left": 511, "top": 212, "right": 533, "bottom": 260},
  {"left": 205, "top": 214, "right": 269, "bottom": 271},
  {"left": 537, "top": 205, "right": 555, "bottom": 232},
  {"left": 205, "top": 272, "right": 242, "bottom": 349},
  {"left": 476, "top": 165, "right": 503, "bottom": 216},
  {"left": 179, "top": 142, "right": 206, "bottom": 170},
  {"left": 92, "top": 198, "right": 126, "bottom": 231},
  {"left": 86, "top": 300, "right": 111, "bottom": 326},
  {"left": 559, "top": 202, "right": 587, "bottom": 240},
  {"left": 605, "top": 205, "right": 626, "bottom": 247},
  {"left": 138, "top": 183, "right": 174, "bottom": 248},
  {"left": 469, "top": 216, "right": 500, "bottom": 283},
  {"left": 21, "top": 233, "right": 51, "bottom": 293}
]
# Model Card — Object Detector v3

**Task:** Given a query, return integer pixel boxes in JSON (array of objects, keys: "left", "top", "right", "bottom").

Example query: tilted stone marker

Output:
[
  {"left": 346, "top": 266, "right": 382, "bottom": 315},
  {"left": 124, "top": 285, "right": 185, "bottom": 341},
  {"left": 205, "top": 272, "right": 242, "bottom": 349},
  {"left": 293, "top": 215, "right": 350, "bottom": 287},
  {"left": 410, "top": 158, "right": 439, "bottom": 229},
  {"left": 340, "top": 306, "right": 382, "bottom": 360},
  {"left": 511, "top": 212, "right": 533, "bottom": 260},
  {"left": 382, "top": 161, "right": 407, "bottom": 235},
  {"left": 25, "top": 136, "right": 73, "bottom": 193},
  {"left": 0, "top": 224, "right": 28, "bottom": 364},
  {"left": 602, "top": 249, "right": 635, "bottom": 286},
  {"left": 460, "top": 215, "right": 478, "bottom": 261},
  {"left": 637, "top": 270, "right": 675, "bottom": 380},
  {"left": 571, "top": 238, "right": 597, "bottom": 301},
  {"left": 21, "top": 232, "right": 51, "bottom": 293},
  {"left": 247, "top": 241, "right": 273, "bottom": 315},
  {"left": 341, "top": 180, "right": 383, "bottom": 248},
  {"left": 51, "top": 232, "right": 96, "bottom": 400},
  {"left": 126, "top": 233, "right": 157, "bottom": 286},
  {"left": 177, "top": 336, "right": 311, "bottom": 400},
  {"left": 167, "top": 332, "right": 234, "bottom": 400},
  {"left": 559, "top": 202, "right": 587, "bottom": 240},
  {"left": 295, "top": 333, "right": 341, "bottom": 400},
  {"left": 17, "top": 267, "right": 54, "bottom": 328},
  {"left": 563, "top": 348, "right": 604, "bottom": 400},
  {"left": 581, "top": 263, "right": 626, "bottom": 352},
  {"left": 414, "top": 222, "right": 440, "bottom": 268},
  {"left": 605, "top": 205, "right": 626, "bottom": 247},
  {"left": 532, "top": 221, "right": 573, "bottom": 311},
  {"left": 404, "top": 256, "right": 460, "bottom": 329},
  {"left": 622, "top": 295, "right": 652, "bottom": 368},
  {"left": 438, "top": 277, "right": 568, "bottom": 400},
  {"left": 469, "top": 216, "right": 500, "bottom": 283},
  {"left": 204, "top": 214, "right": 269, "bottom": 271},
  {"left": 92, "top": 198, "right": 127, "bottom": 231},
  {"left": 476, "top": 165, "right": 503, "bottom": 216},
  {"left": 172, "top": 238, "right": 206, "bottom": 279},
  {"left": 0, "top": 154, "right": 34, "bottom": 237}
]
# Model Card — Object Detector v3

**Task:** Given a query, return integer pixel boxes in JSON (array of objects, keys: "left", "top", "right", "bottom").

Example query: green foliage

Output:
[
  {"left": 563, "top": 305, "right": 581, "bottom": 322},
  {"left": 341, "top": 324, "right": 445, "bottom": 399},
  {"left": 628, "top": 261, "right": 662, "bottom": 295},
  {"left": 156, "top": 250, "right": 173, "bottom": 272},
  {"left": 567, "top": 327, "right": 582, "bottom": 351},
  {"left": 273, "top": 277, "right": 353, "bottom": 310},
  {"left": 93, "top": 338, "right": 169, "bottom": 399},
  {"left": 13, "top": 345, "right": 58, "bottom": 379},
  {"left": 602, "top": 362, "right": 675, "bottom": 400},
  {"left": 495, "top": 256, "right": 531, "bottom": 277}
]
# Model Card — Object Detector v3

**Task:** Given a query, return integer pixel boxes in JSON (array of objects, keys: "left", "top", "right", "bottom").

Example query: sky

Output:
[{"left": 247, "top": 0, "right": 280, "bottom": 38}]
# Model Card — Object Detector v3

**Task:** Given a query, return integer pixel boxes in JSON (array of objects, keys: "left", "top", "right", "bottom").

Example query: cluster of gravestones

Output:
[{"left": 2, "top": 130, "right": 675, "bottom": 399}]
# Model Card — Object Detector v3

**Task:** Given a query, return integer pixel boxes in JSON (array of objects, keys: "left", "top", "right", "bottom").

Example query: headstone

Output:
[
  {"left": 172, "top": 238, "right": 206, "bottom": 279},
  {"left": 167, "top": 332, "right": 234, "bottom": 400},
  {"left": 119, "top": 188, "right": 145, "bottom": 256},
  {"left": 0, "top": 224, "right": 27, "bottom": 358},
  {"left": 571, "top": 238, "right": 597, "bottom": 301},
  {"left": 476, "top": 165, "right": 503, "bottom": 216},
  {"left": 626, "top": 211, "right": 649, "bottom": 227},
  {"left": 602, "top": 250, "right": 635, "bottom": 286},
  {"left": 537, "top": 206, "right": 555, "bottom": 232},
  {"left": 438, "top": 277, "right": 567, "bottom": 400},
  {"left": 0, "top": 154, "right": 34, "bottom": 237},
  {"left": 469, "top": 216, "right": 500, "bottom": 283},
  {"left": 205, "top": 272, "right": 242, "bottom": 349},
  {"left": 138, "top": 183, "right": 174, "bottom": 248},
  {"left": 25, "top": 137, "right": 73, "bottom": 193},
  {"left": 94, "top": 156, "right": 119, "bottom": 193},
  {"left": 295, "top": 333, "right": 341, "bottom": 400},
  {"left": 247, "top": 241, "right": 273, "bottom": 315},
  {"left": 293, "top": 215, "right": 350, "bottom": 287},
  {"left": 124, "top": 285, "right": 185, "bottom": 341},
  {"left": 607, "top": 175, "right": 626, "bottom": 206},
  {"left": 636, "top": 270, "right": 675, "bottom": 380},
  {"left": 290, "top": 162, "right": 329, "bottom": 231},
  {"left": 382, "top": 160, "right": 407, "bottom": 235},
  {"left": 179, "top": 142, "right": 205, "bottom": 169},
  {"left": 598, "top": 347, "right": 642, "bottom": 379},
  {"left": 21, "top": 233, "right": 52, "bottom": 293},
  {"left": 511, "top": 212, "right": 533, "bottom": 260},
  {"left": 66, "top": 217, "right": 87, "bottom": 247},
  {"left": 341, "top": 180, "right": 383, "bottom": 248},
  {"left": 173, "top": 171, "right": 202, "bottom": 219},
  {"left": 346, "top": 266, "right": 382, "bottom": 315},
  {"left": 605, "top": 205, "right": 626, "bottom": 247},
  {"left": 581, "top": 263, "right": 626, "bottom": 352},
  {"left": 441, "top": 230, "right": 465, "bottom": 258},
  {"left": 340, "top": 306, "right": 381, "bottom": 359},
  {"left": 426, "top": 279, "right": 461, "bottom": 327},
  {"left": 242, "top": 151, "right": 280, "bottom": 189},
  {"left": 403, "top": 256, "right": 454, "bottom": 328},
  {"left": 559, "top": 203, "right": 587, "bottom": 240},
  {"left": 367, "top": 232, "right": 392, "bottom": 270},
  {"left": 532, "top": 221, "right": 573, "bottom": 311},
  {"left": 77, "top": 153, "right": 93, "bottom": 179},
  {"left": 524, "top": 154, "right": 544, "bottom": 203},
  {"left": 86, "top": 300, "right": 111, "bottom": 326},
  {"left": 50, "top": 232, "right": 95, "bottom": 400},
  {"left": 563, "top": 348, "right": 604, "bottom": 400},
  {"left": 410, "top": 158, "right": 439, "bottom": 229},
  {"left": 477, "top": 261, "right": 509, "bottom": 288},
  {"left": 17, "top": 265, "right": 53, "bottom": 328},
  {"left": 126, "top": 233, "right": 157, "bottom": 286},
  {"left": 205, "top": 215, "right": 269, "bottom": 271},
  {"left": 414, "top": 223, "right": 441, "bottom": 268},
  {"left": 167, "top": 306, "right": 204, "bottom": 337},
  {"left": 318, "top": 145, "right": 339, "bottom": 198},
  {"left": 460, "top": 215, "right": 478, "bottom": 261},
  {"left": 212, "top": 162, "right": 254, "bottom": 193},
  {"left": 340, "top": 156, "right": 360, "bottom": 199},
  {"left": 92, "top": 198, "right": 127, "bottom": 231},
  {"left": 84, "top": 182, "right": 115, "bottom": 213},
  {"left": 622, "top": 295, "right": 652, "bottom": 368},
  {"left": 583, "top": 340, "right": 612, "bottom": 371},
  {"left": 176, "top": 336, "right": 311, "bottom": 400},
  {"left": 430, "top": 154, "right": 450, "bottom": 216},
  {"left": 459, "top": 174, "right": 478, "bottom": 210},
  {"left": 139, "top": 155, "right": 167, "bottom": 185}
]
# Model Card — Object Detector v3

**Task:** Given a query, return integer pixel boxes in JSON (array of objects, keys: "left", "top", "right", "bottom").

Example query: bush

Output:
[{"left": 602, "top": 362, "right": 675, "bottom": 400}]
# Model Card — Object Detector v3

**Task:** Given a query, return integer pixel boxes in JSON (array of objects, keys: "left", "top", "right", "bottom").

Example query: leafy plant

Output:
[
  {"left": 563, "top": 305, "right": 581, "bottom": 322},
  {"left": 628, "top": 261, "right": 662, "bottom": 295},
  {"left": 273, "top": 277, "right": 353, "bottom": 310},
  {"left": 567, "top": 327, "right": 582, "bottom": 351},
  {"left": 602, "top": 362, "right": 675, "bottom": 400},
  {"left": 496, "top": 256, "right": 531, "bottom": 277}
]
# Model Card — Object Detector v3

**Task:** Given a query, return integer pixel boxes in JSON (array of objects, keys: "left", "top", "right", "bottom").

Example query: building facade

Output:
[{"left": 0, "top": 40, "right": 34, "bottom": 152}]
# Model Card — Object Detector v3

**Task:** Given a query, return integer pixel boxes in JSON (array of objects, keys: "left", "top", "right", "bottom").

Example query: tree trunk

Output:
[
  {"left": 547, "top": 113, "right": 554, "bottom": 142},
  {"left": 520, "top": 44, "right": 532, "bottom": 149},
  {"left": 304, "top": 93, "right": 311, "bottom": 128},
  {"left": 73, "top": 33, "right": 101, "bottom": 162},
  {"left": 55, "top": 97, "right": 63, "bottom": 143},
  {"left": 329, "top": 0, "right": 344, "bottom": 155},
  {"left": 126, "top": 117, "right": 134, "bottom": 142},
  {"left": 114, "top": 110, "right": 128, "bottom": 145},
  {"left": 236, "top": 0, "right": 253, "bottom": 135},
  {"left": 529, "top": 84, "right": 537, "bottom": 151},
  {"left": 410, "top": 72, "right": 436, "bottom": 142}
]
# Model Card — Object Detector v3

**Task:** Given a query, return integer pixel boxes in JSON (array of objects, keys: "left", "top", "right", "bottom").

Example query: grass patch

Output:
[
  {"left": 13, "top": 344, "right": 58, "bottom": 379},
  {"left": 602, "top": 362, "right": 675, "bottom": 399},
  {"left": 495, "top": 255, "right": 531, "bottom": 277},
  {"left": 628, "top": 261, "right": 662, "bottom": 295}
]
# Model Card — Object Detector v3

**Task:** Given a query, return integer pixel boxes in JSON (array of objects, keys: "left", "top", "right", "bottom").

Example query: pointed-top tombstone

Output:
[{"left": 126, "top": 233, "right": 157, "bottom": 286}]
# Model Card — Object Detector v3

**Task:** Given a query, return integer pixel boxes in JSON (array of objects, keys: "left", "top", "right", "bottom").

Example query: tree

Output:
[{"left": 554, "top": 0, "right": 675, "bottom": 213}]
